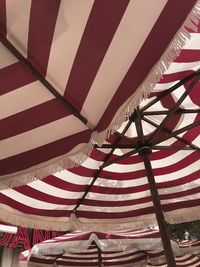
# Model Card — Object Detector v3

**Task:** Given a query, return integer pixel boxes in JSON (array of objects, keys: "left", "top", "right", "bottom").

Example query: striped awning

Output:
[{"left": 0, "top": 1, "right": 200, "bottom": 187}]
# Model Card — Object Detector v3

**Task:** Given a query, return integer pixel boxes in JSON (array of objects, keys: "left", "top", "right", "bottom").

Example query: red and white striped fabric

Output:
[
  {"left": 0, "top": 1, "right": 200, "bottom": 231},
  {"left": 179, "top": 240, "right": 200, "bottom": 255},
  {"left": 20, "top": 247, "right": 148, "bottom": 267},
  {"left": 18, "top": 231, "right": 200, "bottom": 267},
  {"left": 0, "top": 1, "right": 200, "bottom": 188},
  {"left": 147, "top": 254, "right": 200, "bottom": 267},
  {"left": 18, "top": 229, "right": 166, "bottom": 267}
]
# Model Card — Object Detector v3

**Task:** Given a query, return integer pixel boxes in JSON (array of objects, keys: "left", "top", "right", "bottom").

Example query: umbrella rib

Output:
[
  {"left": 0, "top": 34, "right": 88, "bottom": 125},
  {"left": 114, "top": 131, "right": 138, "bottom": 147},
  {"left": 73, "top": 120, "right": 133, "bottom": 211},
  {"left": 141, "top": 69, "right": 200, "bottom": 112},
  {"left": 143, "top": 108, "right": 200, "bottom": 116},
  {"left": 95, "top": 143, "right": 136, "bottom": 149},
  {"left": 153, "top": 119, "right": 200, "bottom": 146},
  {"left": 148, "top": 73, "right": 200, "bottom": 142},
  {"left": 151, "top": 145, "right": 197, "bottom": 151},
  {"left": 99, "top": 149, "right": 138, "bottom": 169},
  {"left": 143, "top": 117, "right": 200, "bottom": 151}
]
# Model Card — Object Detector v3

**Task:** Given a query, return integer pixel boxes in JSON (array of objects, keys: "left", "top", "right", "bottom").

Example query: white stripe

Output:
[
  {"left": 0, "top": 81, "right": 54, "bottom": 119},
  {"left": 2, "top": 190, "right": 74, "bottom": 210},
  {"left": 154, "top": 156, "right": 200, "bottom": 183},
  {"left": 86, "top": 190, "right": 150, "bottom": 201},
  {"left": 78, "top": 201, "right": 153, "bottom": 213},
  {"left": 54, "top": 170, "right": 92, "bottom": 185},
  {"left": 44, "top": 179, "right": 150, "bottom": 200},
  {"left": 55, "top": 170, "right": 149, "bottom": 188},
  {"left": 159, "top": 178, "right": 200, "bottom": 196},
  {"left": 162, "top": 191, "right": 200, "bottom": 204},
  {"left": 155, "top": 81, "right": 179, "bottom": 90},
  {"left": 28, "top": 180, "right": 89, "bottom": 199},
  {"left": 0, "top": 115, "right": 88, "bottom": 159},
  {"left": 171, "top": 85, "right": 200, "bottom": 109},
  {"left": 46, "top": 0, "right": 94, "bottom": 95},
  {"left": 81, "top": 0, "right": 167, "bottom": 126},
  {"left": 183, "top": 33, "right": 200, "bottom": 50},
  {"left": 164, "top": 61, "right": 200, "bottom": 74},
  {"left": 0, "top": 44, "right": 18, "bottom": 69},
  {"left": 6, "top": 0, "right": 31, "bottom": 57}
]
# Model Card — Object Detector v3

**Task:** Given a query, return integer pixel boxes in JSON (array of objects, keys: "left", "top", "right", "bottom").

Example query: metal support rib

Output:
[
  {"left": 149, "top": 73, "right": 200, "bottom": 143},
  {"left": 73, "top": 120, "right": 133, "bottom": 211},
  {"left": 0, "top": 33, "right": 88, "bottom": 125},
  {"left": 139, "top": 147, "right": 176, "bottom": 267},
  {"left": 141, "top": 69, "right": 200, "bottom": 112}
]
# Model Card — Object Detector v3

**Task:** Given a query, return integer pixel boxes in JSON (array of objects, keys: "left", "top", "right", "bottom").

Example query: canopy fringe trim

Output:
[
  {"left": 165, "top": 208, "right": 200, "bottom": 225},
  {"left": 0, "top": 207, "right": 156, "bottom": 231}
]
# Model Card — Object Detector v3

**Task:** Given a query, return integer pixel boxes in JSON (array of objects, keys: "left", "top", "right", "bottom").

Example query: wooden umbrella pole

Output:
[
  {"left": 139, "top": 146, "right": 176, "bottom": 267},
  {"left": 94, "top": 242, "right": 103, "bottom": 267}
]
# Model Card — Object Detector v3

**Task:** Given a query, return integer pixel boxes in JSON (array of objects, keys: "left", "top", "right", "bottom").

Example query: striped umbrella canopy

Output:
[
  {"left": 1, "top": 15, "right": 200, "bottom": 265},
  {"left": 1, "top": 1, "right": 200, "bottom": 266},
  {"left": 0, "top": 1, "right": 200, "bottom": 188},
  {"left": 0, "top": 20, "right": 200, "bottom": 232},
  {"left": 19, "top": 231, "right": 200, "bottom": 267},
  {"left": 18, "top": 229, "right": 173, "bottom": 267}
]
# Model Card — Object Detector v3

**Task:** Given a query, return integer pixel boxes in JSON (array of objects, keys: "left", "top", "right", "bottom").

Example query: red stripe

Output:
[
  {"left": 0, "top": 62, "right": 36, "bottom": 95},
  {"left": 14, "top": 183, "right": 153, "bottom": 206},
  {"left": 43, "top": 176, "right": 150, "bottom": 194},
  {"left": 175, "top": 50, "right": 200, "bottom": 62},
  {"left": 189, "top": 83, "right": 200, "bottom": 107},
  {"left": 14, "top": 185, "right": 78, "bottom": 205},
  {"left": 56, "top": 260, "right": 98, "bottom": 266},
  {"left": 95, "top": 0, "right": 197, "bottom": 132},
  {"left": 163, "top": 198, "right": 200, "bottom": 212},
  {"left": 60, "top": 250, "right": 146, "bottom": 261},
  {"left": 43, "top": 176, "right": 89, "bottom": 192},
  {"left": 160, "top": 184, "right": 200, "bottom": 201},
  {"left": 90, "top": 183, "right": 149, "bottom": 194},
  {"left": 0, "top": 99, "right": 72, "bottom": 140},
  {"left": 57, "top": 255, "right": 147, "bottom": 266},
  {"left": 64, "top": 0, "right": 130, "bottom": 110},
  {"left": 82, "top": 196, "right": 152, "bottom": 207},
  {"left": 0, "top": 129, "right": 91, "bottom": 175},
  {"left": 0, "top": 193, "right": 71, "bottom": 217},
  {"left": 159, "top": 70, "right": 195, "bottom": 83},
  {"left": 27, "top": 0, "right": 61, "bottom": 76},
  {"left": 76, "top": 206, "right": 154, "bottom": 219},
  {"left": 30, "top": 257, "right": 55, "bottom": 264},
  {"left": 0, "top": 0, "right": 6, "bottom": 35},
  {"left": 152, "top": 151, "right": 200, "bottom": 177}
]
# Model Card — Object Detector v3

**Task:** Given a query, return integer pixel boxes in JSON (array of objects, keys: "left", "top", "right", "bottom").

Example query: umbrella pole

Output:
[
  {"left": 139, "top": 146, "right": 176, "bottom": 267},
  {"left": 95, "top": 243, "right": 103, "bottom": 267}
]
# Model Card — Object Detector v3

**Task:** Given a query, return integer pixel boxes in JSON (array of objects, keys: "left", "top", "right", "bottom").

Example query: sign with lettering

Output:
[{"left": 0, "top": 227, "right": 64, "bottom": 250}]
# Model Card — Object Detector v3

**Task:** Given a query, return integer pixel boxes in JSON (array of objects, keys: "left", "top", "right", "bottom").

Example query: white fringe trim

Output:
[
  {"left": 0, "top": 143, "right": 93, "bottom": 189},
  {"left": 30, "top": 232, "right": 164, "bottom": 259},
  {"left": 165, "top": 208, "right": 200, "bottom": 225},
  {"left": 0, "top": 1, "right": 200, "bottom": 191},
  {"left": 0, "top": 208, "right": 157, "bottom": 231}
]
